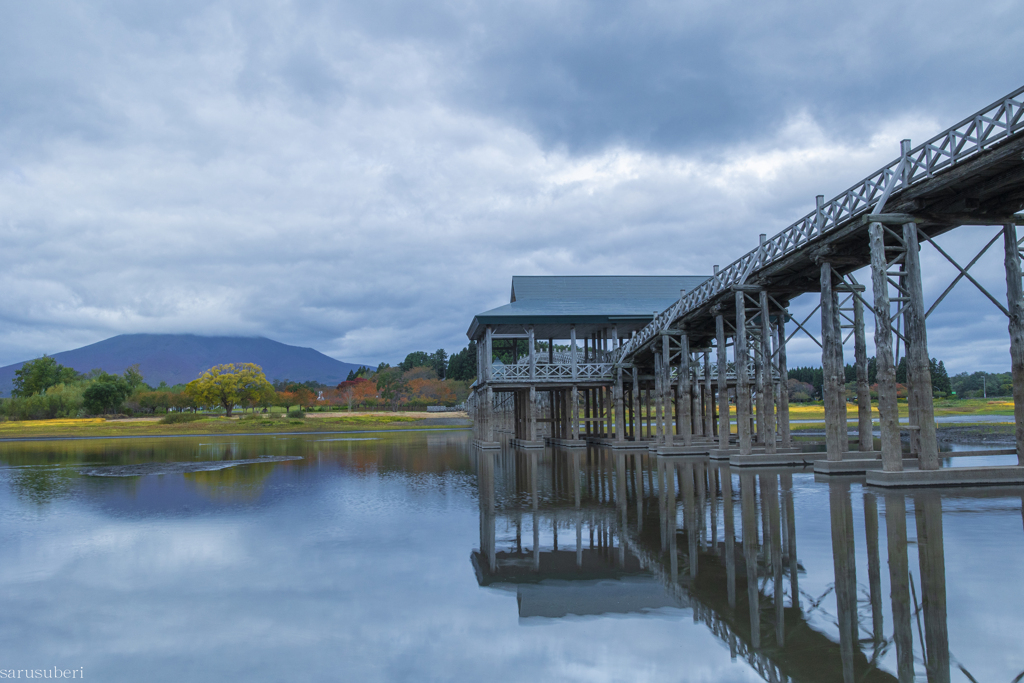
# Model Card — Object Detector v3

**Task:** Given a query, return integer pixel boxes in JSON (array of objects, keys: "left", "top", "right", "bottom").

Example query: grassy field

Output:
[{"left": 0, "top": 412, "right": 470, "bottom": 440}]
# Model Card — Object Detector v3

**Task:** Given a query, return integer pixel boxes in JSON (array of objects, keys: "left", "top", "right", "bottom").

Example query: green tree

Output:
[
  {"left": 399, "top": 352, "right": 431, "bottom": 372},
  {"left": 430, "top": 349, "right": 448, "bottom": 379},
  {"left": 184, "top": 363, "right": 274, "bottom": 417},
  {"left": 375, "top": 366, "right": 407, "bottom": 411},
  {"left": 11, "top": 356, "right": 80, "bottom": 398},
  {"left": 83, "top": 381, "right": 128, "bottom": 414},
  {"left": 446, "top": 342, "right": 477, "bottom": 382}
]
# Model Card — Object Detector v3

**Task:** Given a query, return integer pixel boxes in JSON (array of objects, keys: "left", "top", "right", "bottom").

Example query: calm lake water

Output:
[{"left": 0, "top": 430, "right": 1022, "bottom": 682}]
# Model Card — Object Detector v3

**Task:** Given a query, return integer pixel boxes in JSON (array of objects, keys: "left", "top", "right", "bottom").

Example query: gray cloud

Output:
[{"left": 0, "top": 0, "right": 1021, "bottom": 372}]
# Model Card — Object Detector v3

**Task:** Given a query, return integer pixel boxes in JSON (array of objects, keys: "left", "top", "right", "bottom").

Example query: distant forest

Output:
[{"left": 788, "top": 356, "right": 1009, "bottom": 401}]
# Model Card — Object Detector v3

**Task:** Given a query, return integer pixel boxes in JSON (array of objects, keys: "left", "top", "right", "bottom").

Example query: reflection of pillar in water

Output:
[
  {"left": 530, "top": 452, "right": 540, "bottom": 571},
  {"left": 682, "top": 461, "right": 698, "bottom": 577},
  {"left": 765, "top": 473, "right": 784, "bottom": 646},
  {"left": 863, "top": 492, "right": 884, "bottom": 650},
  {"left": 659, "top": 459, "right": 668, "bottom": 550},
  {"left": 696, "top": 461, "right": 707, "bottom": 550},
  {"left": 709, "top": 466, "right": 719, "bottom": 549},
  {"left": 828, "top": 481, "right": 857, "bottom": 683},
  {"left": 616, "top": 452, "right": 628, "bottom": 529},
  {"left": 884, "top": 492, "right": 914, "bottom": 683},
  {"left": 739, "top": 472, "right": 760, "bottom": 648},
  {"left": 635, "top": 455, "right": 644, "bottom": 533},
  {"left": 479, "top": 451, "right": 496, "bottom": 572},
  {"left": 667, "top": 462, "right": 679, "bottom": 582},
  {"left": 572, "top": 451, "right": 582, "bottom": 567},
  {"left": 781, "top": 473, "right": 798, "bottom": 610},
  {"left": 723, "top": 465, "right": 736, "bottom": 610},
  {"left": 914, "top": 491, "right": 950, "bottom": 683}
]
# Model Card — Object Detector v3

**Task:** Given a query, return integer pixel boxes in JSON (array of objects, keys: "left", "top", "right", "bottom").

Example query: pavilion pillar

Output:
[
  {"left": 821, "top": 261, "right": 848, "bottom": 460},
  {"left": 528, "top": 386, "right": 537, "bottom": 441},
  {"left": 679, "top": 332, "right": 693, "bottom": 446},
  {"left": 903, "top": 222, "right": 938, "bottom": 469},
  {"left": 869, "top": 222, "right": 903, "bottom": 471},
  {"left": 483, "top": 385, "right": 494, "bottom": 442},
  {"left": 735, "top": 291, "right": 752, "bottom": 455},
  {"left": 1004, "top": 223, "right": 1024, "bottom": 465},
  {"left": 716, "top": 313, "right": 730, "bottom": 449},
  {"left": 571, "top": 385, "right": 579, "bottom": 440},
  {"left": 760, "top": 291, "right": 777, "bottom": 453},
  {"left": 853, "top": 293, "right": 873, "bottom": 451}
]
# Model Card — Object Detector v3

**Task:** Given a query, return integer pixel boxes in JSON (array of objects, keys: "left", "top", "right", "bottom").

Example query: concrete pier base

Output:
[
  {"left": 546, "top": 437, "right": 586, "bottom": 448},
  {"left": 710, "top": 446, "right": 803, "bottom": 462},
  {"left": 815, "top": 458, "right": 918, "bottom": 475},
  {"left": 728, "top": 451, "right": 816, "bottom": 468},
  {"left": 510, "top": 439, "right": 546, "bottom": 450},
  {"left": 655, "top": 445, "right": 713, "bottom": 456},
  {"left": 472, "top": 440, "right": 502, "bottom": 450},
  {"left": 867, "top": 465, "right": 1024, "bottom": 488}
]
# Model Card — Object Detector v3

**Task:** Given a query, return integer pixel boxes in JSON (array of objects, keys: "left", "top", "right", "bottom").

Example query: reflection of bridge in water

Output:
[{"left": 471, "top": 446, "right": 1019, "bottom": 683}]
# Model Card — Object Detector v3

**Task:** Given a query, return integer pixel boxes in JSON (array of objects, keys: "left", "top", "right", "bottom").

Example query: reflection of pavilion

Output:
[{"left": 471, "top": 446, "right": 998, "bottom": 683}]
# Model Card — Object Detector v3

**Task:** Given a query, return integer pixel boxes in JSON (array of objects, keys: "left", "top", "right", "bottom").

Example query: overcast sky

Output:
[{"left": 1, "top": 0, "right": 1022, "bottom": 373}]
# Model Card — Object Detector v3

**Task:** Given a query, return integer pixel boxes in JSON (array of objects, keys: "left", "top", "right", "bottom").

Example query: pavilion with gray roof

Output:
[{"left": 466, "top": 274, "right": 727, "bottom": 450}]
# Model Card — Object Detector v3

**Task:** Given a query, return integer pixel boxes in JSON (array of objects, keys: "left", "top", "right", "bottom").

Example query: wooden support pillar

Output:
[
  {"left": 716, "top": 313, "right": 730, "bottom": 449},
  {"left": 679, "top": 333, "right": 693, "bottom": 446},
  {"left": 760, "top": 291, "right": 777, "bottom": 454},
  {"left": 1004, "top": 223, "right": 1024, "bottom": 466},
  {"left": 754, "top": 327, "right": 765, "bottom": 445},
  {"left": 663, "top": 334, "right": 674, "bottom": 445},
  {"left": 854, "top": 294, "right": 873, "bottom": 451},
  {"left": 703, "top": 349, "right": 714, "bottom": 440},
  {"left": 903, "top": 222, "right": 938, "bottom": 469},
  {"left": 632, "top": 368, "right": 641, "bottom": 440},
  {"left": 691, "top": 353, "right": 702, "bottom": 437},
  {"left": 735, "top": 291, "right": 752, "bottom": 455},
  {"left": 654, "top": 349, "right": 665, "bottom": 444},
  {"left": 615, "top": 367, "right": 626, "bottom": 442},
  {"left": 821, "top": 262, "right": 849, "bottom": 460},
  {"left": 869, "top": 222, "right": 903, "bottom": 470},
  {"left": 775, "top": 310, "right": 791, "bottom": 448}
]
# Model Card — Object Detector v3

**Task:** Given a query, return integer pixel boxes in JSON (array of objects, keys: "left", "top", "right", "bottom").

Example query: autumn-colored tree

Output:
[
  {"left": 407, "top": 377, "right": 456, "bottom": 403},
  {"left": 336, "top": 377, "right": 378, "bottom": 409},
  {"left": 185, "top": 363, "right": 274, "bottom": 417}
]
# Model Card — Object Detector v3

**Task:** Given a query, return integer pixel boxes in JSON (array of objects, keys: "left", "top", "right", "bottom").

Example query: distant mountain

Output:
[{"left": 0, "top": 334, "right": 370, "bottom": 396}]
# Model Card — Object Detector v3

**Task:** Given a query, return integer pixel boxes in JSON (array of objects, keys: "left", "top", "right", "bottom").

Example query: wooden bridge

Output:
[{"left": 467, "top": 85, "right": 1024, "bottom": 487}]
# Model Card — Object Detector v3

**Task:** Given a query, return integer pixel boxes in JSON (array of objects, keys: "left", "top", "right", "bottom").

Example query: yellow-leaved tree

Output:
[{"left": 185, "top": 363, "right": 274, "bottom": 417}]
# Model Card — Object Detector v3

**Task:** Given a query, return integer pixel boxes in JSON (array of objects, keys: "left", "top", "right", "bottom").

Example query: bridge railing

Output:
[
  {"left": 615, "top": 85, "right": 1024, "bottom": 363},
  {"left": 489, "top": 362, "right": 615, "bottom": 383}
]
